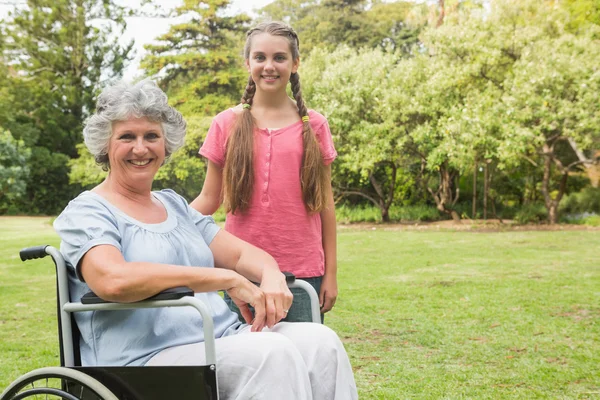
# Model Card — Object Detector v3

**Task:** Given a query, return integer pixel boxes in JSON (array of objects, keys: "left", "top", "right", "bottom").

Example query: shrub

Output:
[
  {"left": 514, "top": 204, "right": 547, "bottom": 224},
  {"left": 560, "top": 187, "right": 600, "bottom": 215}
]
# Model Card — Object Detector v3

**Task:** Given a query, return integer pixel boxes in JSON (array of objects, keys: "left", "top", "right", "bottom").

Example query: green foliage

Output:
[
  {"left": 514, "top": 203, "right": 548, "bottom": 225},
  {"left": 561, "top": 0, "right": 600, "bottom": 30},
  {"left": 15, "top": 147, "right": 80, "bottom": 215},
  {"left": 67, "top": 144, "right": 107, "bottom": 188},
  {"left": 336, "top": 204, "right": 442, "bottom": 223},
  {"left": 302, "top": 45, "right": 408, "bottom": 221},
  {"left": 0, "top": 0, "right": 133, "bottom": 214},
  {"left": 259, "top": 0, "right": 423, "bottom": 54},
  {"left": 0, "top": 130, "right": 30, "bottom": 213},
  {"left": 141, "top": 0, "right": 250, "bottom": 116},
  {"left": 559, "top": 186, "right": 600, "bottom": 215},
  {"left": 154, "top": 116, "right": 212, "bottom": 201}
]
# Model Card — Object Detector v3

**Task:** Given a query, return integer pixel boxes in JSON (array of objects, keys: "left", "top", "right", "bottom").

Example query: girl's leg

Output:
[
  {"left": 146, "top": 329, "right": 313, "bottom": 400},
  {"left": 269, "top": 322, "right": 358, "bottom": 400},
  {"left": 284, "top": 277, "right": 324, "bottom": 323}
]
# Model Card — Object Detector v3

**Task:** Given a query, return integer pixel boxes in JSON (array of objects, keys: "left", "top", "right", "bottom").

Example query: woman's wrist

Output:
[{"left": 261, "top": 265, "right": 284, "bottom": 283}]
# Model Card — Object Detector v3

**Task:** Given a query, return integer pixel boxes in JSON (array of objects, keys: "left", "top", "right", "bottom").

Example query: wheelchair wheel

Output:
[{"left": 0, "top": 367, "right": 118, "bottom": 400}]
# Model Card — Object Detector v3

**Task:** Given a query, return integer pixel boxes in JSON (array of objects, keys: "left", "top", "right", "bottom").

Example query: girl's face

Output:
[
  {"left": 246, "top": 33, "right": 299, "bottom": 94},
  {"left": 107, "top": 116, "right": 165, "bottom": 185}
]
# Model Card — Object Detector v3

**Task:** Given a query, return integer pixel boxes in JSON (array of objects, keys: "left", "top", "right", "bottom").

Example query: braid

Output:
[
  {"left": 223, "top": 77, "right": 256, "bottom": 214},
  {"left": 241, "top": 76, "right": 256, "bottom": 106},
  {"left": 290, "top": 73, "right": 307, "bottom": 117},
  {"left": 290, "top": 72, "right": 328, "bottom": 213}
]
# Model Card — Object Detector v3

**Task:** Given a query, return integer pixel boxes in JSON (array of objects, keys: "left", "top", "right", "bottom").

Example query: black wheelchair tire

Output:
[
  {"left": 11, "top": 387, "right": 80, "bottom": 400},
  {"left": 0, "top": 367, "right": 118, "bottom": 400}
]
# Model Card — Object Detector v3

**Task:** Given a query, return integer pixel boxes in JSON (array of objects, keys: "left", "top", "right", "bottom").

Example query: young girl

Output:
[{"left": 191, "top": 21, "right": 338, "bottom": 323}]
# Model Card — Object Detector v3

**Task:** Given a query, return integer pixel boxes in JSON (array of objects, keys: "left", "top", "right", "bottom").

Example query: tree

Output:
[
  {"left": 302, "top": 46, "right": 410, "bottom": 221},
  {"left": 141, "top": 0, "right": 250, "bottom": 117},
  {"left": 505, "top": 29, "right": 600, "bottom": 223},
  {"left": 0, "top": 130, "right": 30, "bottom": 214},
  {"left": 1, "top": 0, "right": 133, "bottom": 214},
  {"left": 259, "top": 0, "right": 423, "bottom": 55},
  {"left": 415, "top": 0, "right": 600, "bottom": 223}
]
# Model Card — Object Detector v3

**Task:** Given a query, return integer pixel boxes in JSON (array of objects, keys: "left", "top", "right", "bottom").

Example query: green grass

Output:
[{"left": 1, "top": 218, "right": 599, "bottom": 398}]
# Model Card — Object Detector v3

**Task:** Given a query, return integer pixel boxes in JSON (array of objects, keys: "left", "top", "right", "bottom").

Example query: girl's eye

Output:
[
  {"left": 254, "top": 55, "right": 265, "bottom": 61},
  {"left": 275, "top": 55, "right": 286, "bottom": 61}
]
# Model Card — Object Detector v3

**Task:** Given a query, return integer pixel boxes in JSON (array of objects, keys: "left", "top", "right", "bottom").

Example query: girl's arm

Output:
[
  {"left": 320, "top": 164, "right": 338, "bottom": 313},
  {"left": 190, "top": 160, "right": 223, "bottom": 215}
]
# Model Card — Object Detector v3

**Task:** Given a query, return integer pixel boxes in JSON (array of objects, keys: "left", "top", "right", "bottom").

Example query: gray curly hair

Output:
[{"left": 83, "top": 79, "right": 186, "bottom": 170}]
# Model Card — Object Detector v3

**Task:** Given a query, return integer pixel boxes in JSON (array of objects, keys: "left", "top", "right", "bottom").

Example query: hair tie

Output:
[
  {"left": 243, "top": 103, "right": 251, "bottom": 109},
  {"left": 302, "top": 116, "right": 310, "bottom": 123}
]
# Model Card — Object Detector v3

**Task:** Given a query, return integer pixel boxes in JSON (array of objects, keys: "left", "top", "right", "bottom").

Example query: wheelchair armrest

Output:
[
  {"left": 283, "top": 271, "right": 296, "bottom": 284},
  {"left": 81, "top": 287, "right": 194, "bottom": 305}
]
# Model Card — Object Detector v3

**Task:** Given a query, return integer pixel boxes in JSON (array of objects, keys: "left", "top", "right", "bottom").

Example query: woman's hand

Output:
[
  {"left": 226, "top": 276, "right": 268, "bottom": 332},
  {"left": 319, "top": 273, "right": 338, "bottom": 313},
  {"left": 260, "top": 269, "right": 294, "bottom": 328}
]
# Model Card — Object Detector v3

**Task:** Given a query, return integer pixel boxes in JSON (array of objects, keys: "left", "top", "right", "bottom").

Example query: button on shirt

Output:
[{"left": 200, "top": 109, "right": 337, "bottom": 278}]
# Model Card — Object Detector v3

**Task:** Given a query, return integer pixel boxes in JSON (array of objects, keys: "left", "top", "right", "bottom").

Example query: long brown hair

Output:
[{"left": 223, "top": 21, "right": 329, "bottom": 215}]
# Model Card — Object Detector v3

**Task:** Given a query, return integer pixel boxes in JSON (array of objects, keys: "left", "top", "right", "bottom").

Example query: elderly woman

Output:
[{"left": 53, "top": 80, "right": 358, "bottom": 400}]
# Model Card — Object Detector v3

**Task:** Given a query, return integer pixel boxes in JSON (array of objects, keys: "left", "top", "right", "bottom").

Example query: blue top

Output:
[{"left": 53, "top": 189, "right": 243, "bottom": 366}]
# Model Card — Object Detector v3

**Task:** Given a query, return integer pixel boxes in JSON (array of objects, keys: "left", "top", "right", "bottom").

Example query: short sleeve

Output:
[
  {"left": 188, "top": 207, "right": 221, "bottom": 245},
  {"left": 199, "top": 113, "right": 229, "bottom": 168},
  {"left": 313, "top": 115, "right": 337, "bottom": 165},
  {"left": 157, "top": 189, "right": 222, "bottom": 245},
  {"left": 53, "top": 195, "right": 121, "bottom": 282}
]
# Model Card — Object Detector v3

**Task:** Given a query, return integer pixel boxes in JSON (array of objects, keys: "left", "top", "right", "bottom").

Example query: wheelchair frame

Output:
[{"left": 1, "top": 245, "right": 321, "bottom": 400}]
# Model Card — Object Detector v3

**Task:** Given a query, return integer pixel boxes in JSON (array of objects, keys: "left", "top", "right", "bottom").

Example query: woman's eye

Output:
[
  {"left": 118, "top": 134, "right": 134, "bottom": 141},
  {"left": 146, "top": 133, "right": 160, "bottom": 141}
]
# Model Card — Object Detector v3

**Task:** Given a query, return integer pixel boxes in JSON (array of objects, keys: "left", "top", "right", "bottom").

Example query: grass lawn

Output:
[{"left": 1, "top": 217, "right": 599, "bottom": 398}]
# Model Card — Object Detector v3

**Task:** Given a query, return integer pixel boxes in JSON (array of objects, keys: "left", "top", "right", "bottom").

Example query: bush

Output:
[
  {"left": 335, "top": 204, "right": 442, "bottom": 223},
  {"left": 559, "top": 187, "right": 600, "bottom": 215},
  {"left": 514, "top": 204, "right": 547, "bottom": 224}
]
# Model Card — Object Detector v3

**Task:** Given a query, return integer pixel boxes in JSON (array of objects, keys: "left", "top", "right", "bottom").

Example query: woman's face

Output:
[
  {"left": 107, "top": 116, "right": 165, "bottom": 185},
  {"left": 245, "top": 33, "right": 299, "bottom": 94}
]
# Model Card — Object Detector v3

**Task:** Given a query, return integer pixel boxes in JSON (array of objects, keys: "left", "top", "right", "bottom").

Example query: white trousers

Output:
[{"left": 146, "top": 322, "right": 358, "bottom": 400}]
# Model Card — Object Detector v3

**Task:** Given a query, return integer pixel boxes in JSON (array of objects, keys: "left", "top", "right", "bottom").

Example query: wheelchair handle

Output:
[{"left": 20, "top": 245, "right": 50, "bottom": 261}]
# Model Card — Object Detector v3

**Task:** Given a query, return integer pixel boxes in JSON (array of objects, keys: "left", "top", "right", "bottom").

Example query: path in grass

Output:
[{"left": 1, "top": 217, "right": 599, "bottom": 399}]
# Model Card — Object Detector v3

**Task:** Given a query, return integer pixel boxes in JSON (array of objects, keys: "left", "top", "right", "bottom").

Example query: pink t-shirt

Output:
[{"left": 199, "top": 108, "right": 337, "bottom": 278}]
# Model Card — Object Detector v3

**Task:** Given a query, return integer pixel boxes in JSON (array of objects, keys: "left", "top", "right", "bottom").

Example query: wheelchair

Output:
[{"left": 1, "top": 245, "right": 322, "bottom": 400}]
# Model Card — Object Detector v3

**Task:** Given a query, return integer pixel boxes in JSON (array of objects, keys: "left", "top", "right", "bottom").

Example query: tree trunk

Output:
[
  {"left": 380, "top": 207, "right": 390, "bottom": 222},
  {"left": 472, "top": 162, "right": 477, "bottom": 219},
  {"left": 427, "top": 161, "right": 460, "bottom": 221},
  {"left": 548, "top": 203, "right": 558, "bottom": 225},
  {"left": 568, "top": 139, "right": 600, "bottom": 188},
  {"left": 540, "top": 144, "right": 568, "bottom": 224},
  {"left": 483, "top": 162, "right": 488, "bottom": 220},
  {"left": 436, "top": 0, "right": 445, "bottom": 27}
]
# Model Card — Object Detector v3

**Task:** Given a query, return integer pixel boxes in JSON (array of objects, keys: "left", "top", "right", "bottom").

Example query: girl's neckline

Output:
[
  {"left": 228, "top": 108, "right": 311, "bottom": 134},
  {"left": 83, "top": 190, "right": 177, "bottom": 233}
]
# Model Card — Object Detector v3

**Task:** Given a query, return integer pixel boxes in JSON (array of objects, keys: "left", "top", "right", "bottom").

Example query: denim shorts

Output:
[{"left": 223, "top": 276, "right": 324, "bottom": 323}]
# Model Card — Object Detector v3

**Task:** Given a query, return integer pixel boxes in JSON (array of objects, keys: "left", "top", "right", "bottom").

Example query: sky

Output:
[{"left": 0, "top": 0, "right": 276, "bottom": 80}]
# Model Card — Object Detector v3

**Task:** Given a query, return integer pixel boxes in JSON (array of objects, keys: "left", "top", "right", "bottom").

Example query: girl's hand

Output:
[
  {"left": 260, "top": 269, "right": 294, "bottom": 328},
  {"left": 319, "top": 273, "right": 338, "bottom": 313},
  {"left": 226, "top": 277, "right": 267, "bottom": 332}
]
